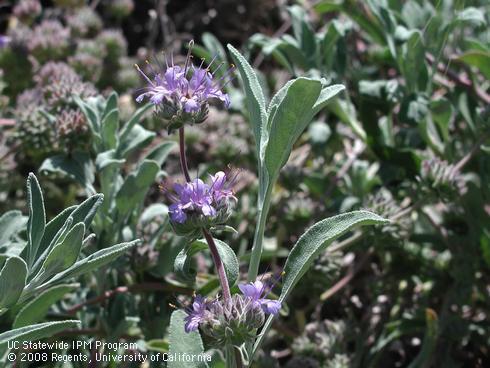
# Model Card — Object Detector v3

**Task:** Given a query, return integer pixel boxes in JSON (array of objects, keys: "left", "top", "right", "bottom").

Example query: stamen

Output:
[
  {"left": 211, "top": 62, "right": 226, "bottom": 76},
  {"left": 206, "top": 54, "right": 219, "bottom": 71},
  {"left": 212, "top": 65, "right": 236, "bottom": 89},
  {"left": 134, "top": 64, "right": 155, "bottom": 86},
  {"left": 220, "top": 75, "right": 236, "bottom": 89},
  {"left": 198, "top": 57, "right": 206, "bottom": 69},
  {"left": 184, "top": 40, "right": 195, "bottom": 76}
]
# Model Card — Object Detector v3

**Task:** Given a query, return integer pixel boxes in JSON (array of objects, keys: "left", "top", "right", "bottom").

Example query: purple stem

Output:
[
  {"left": 202, "top": 228, "right": 232, "bottom": 303},
  {"left": 179, "top": 127, "right": 191, "bottom": 182}
]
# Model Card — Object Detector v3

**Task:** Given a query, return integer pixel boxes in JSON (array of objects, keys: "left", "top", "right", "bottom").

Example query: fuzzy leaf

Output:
[
  {"left": 115, "top": 160, "right": 160, "bottom": 217},
  {"left": 264, "top": 78, "right": 322, "bottom": 181},
  {"left": 119, "top": 103, "right": 152, "bottom": 143},
  {"left": 70, "top": 194, "right": 104, "bottom": 229},
  {"left": 0, "top": 320, "right": 80, "bottom": 348},
  {"left": 39, "top": 153, "right": 95, "bottom": 191},
  {"left": 118, "top": 124, "right": 156, "bottom": 158},
  {"left": 30, "top": 216, "right": 74, "bottom": 278},
  {"left": 202, "top": 33, "right": 227, "bottom": 61},
  {"left": 37, "top": 223, "right": 85, "bottom": 282},
  {"left": 103, "top": 91, "right": 118, "bottom": 116},
  {"left": 253, "top": 211, "right": 388, "bottom": 356},
  {"left": 101, "top": 108, "right": 120, "bottom": 150},
  {"left": 280, "top": 210, "right": 388, "bottom": 298},
  {"left": 0, "top": 256, "right": 27, "bottom": 309},
  {"left": 26, "top": 173, "right": 46, "bottom": 266},
  {"left": 174, "top": 242, "right": 208, "bottom": 282},
  {"left": 47, "top": 240, "right": 139, "bottom": 285},
  {"left": 144, "top": 141, "right": 177, "bottom": 167},
  {"left": 227, "top": 44, "right": 267, "bottom": 160},
  {"left": 75, "top": 96, "right": 100, "bottom": 133},
  {"left": 311, "top": 84, "right": 346, "bottom": 116},
  {"left": 0, "top": 211, "right": 27, "bottom": 253},
  {"left": 168, "top": 310, "right": 208, "bottom": 368},
  {"left": 95, "top": 150, "right": 126, "bottom": 171},
  {"left": 175, "top": 238, "right": 239, "bottom": 287},
  {"left": 37, "top": 206, "right": 76, "bottom": 258},
  {"left": 14, "top": 284, "right": 78, "bottom": 328}
]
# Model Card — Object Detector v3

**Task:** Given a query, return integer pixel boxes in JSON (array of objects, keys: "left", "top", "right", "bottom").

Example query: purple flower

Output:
[
  {"left": 168, "top": 179, "right": 215, "bottom": 224},
  {"left": 210, "top": 171, "right": 237, "bottom": 203},
  {"left": 135, "top": 42, "right": 232, "bottom": 115},
  {"left": 0, "top": 35, "right": 11, "bottom": 48},
  {"left": 167, "top": 171, "right": 237, "bottom": 225},
  {"left": 238, "top": 280, "right": 281, "bottom": 316},
  {"left": 184, "top": 295, "right": 208, "bottom": 332}
]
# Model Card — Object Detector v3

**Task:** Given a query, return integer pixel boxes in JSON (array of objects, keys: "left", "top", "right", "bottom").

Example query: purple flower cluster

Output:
[
  {"left": 184, "top": 280, "right": 281, "bottom": 333},
  {"left": 135, "top": 47, "right": 232, "bottom": 114},
  {"left": 168, "top": 171, "right": 236, "bottom": 224},
  {"left": 184, "top": 295, "right": 208, "bottom": 333},
  {"left": 238, "top": 280, "right": 282, "bottom": 315}
]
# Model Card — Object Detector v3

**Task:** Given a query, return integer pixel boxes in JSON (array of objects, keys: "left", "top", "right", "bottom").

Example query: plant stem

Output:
[
  {"left": 202, "top": 228, "right": 232, "bottom": 303},
  {"left": 234, "top": 347, "right": 244, "bottom": 368},
  {"left": 248, "top": 185, "right": 272, "bottom": 282},
  {"left": 179, "top": 127, "right": 191, "bottom": 182},
  {"left": 225, "top": 345, "right": 236, "bottom": 367}
]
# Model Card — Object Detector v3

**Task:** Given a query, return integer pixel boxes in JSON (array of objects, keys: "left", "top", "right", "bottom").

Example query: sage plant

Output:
[{"left": 136, "top": 42, "right": 388, "bottom": 367}]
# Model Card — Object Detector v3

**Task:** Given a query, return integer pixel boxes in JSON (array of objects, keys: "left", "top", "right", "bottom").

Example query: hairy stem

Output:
[
  {"left": 234, "top": 347, "right": 244, "bottom": 368},
  {"left": 248, "top": 185, "right": 272, "bottom": 282},
  {"left": 179, "top": 127, "right": 191, "bottom": 182},
  {"left": 202, "top": 228, "right": 232, "bottom": 303}
]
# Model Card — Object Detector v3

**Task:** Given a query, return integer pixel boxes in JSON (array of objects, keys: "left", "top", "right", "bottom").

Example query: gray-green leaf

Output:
[
  {"left": 115, "top": 160, "right": 160, "bottom": 217},
  {"left": 280, "top": 210, "right": 388, "bottom": 298},
  {"left": 168, "top": 310, "right": 208, "bottom": 368},
  {"left": 0, "top": 256, "right": 27, "bottom": 309},
  {"left": 0, "top": 320, "right": 80, "bottom": 349},
  {"left": 227, "top": 44, "right": 267, "bottom": 160},
  {"left": 37, "top": 206, "right": 76, "bottom": 259},
  {"left": 118, "top": 124, "right": 155, "bottom": 158},
  {"left": 47, "top": 240, "right": 139, "bottom": 285},
  {"left": 70, "top": 194, "right": 104, "bottom": 229},
  {"left": 175, "top": 238, "right": 239, "bottom": 287},
  {"left": 0, "top": 211, "right": 27, "bottom": 255},
  {"left": 37, "top": 223, "right": 85, "bottom": 281},
  {"left": 26, "top": 173, "right": 46, "bottom": 266},
  {"left": 13, "top": 284, "right": 78, "bottom": 328},
  {"left": 39, "top": 153, "right": 95, "bottom": 192},
  {"left": 264, "top": 78, "right": 322, "bottom": 180},
  {"left": 253, "top": 210, "right": 388, "bottom": 356},
  {"left": 101, "top": 108, "right": 119, "bottom": 150}
]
